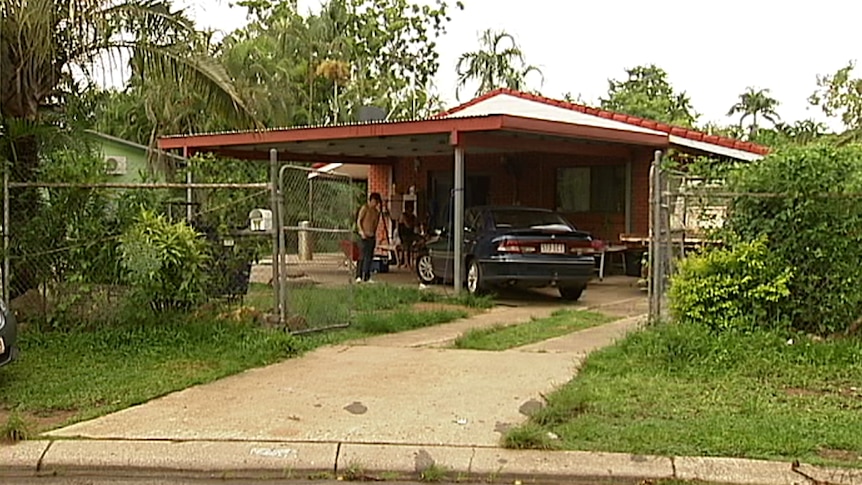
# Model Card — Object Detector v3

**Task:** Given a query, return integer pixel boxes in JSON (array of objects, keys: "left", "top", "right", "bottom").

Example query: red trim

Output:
[
  {"left": 204, "top": 149, "right": 396, "bottom": 165},
  {"left": 440, "top": 88, "right": 770, "bottom": 156},
  {"left": 159, "top": 116, "right": 506, "bottom": 150}
]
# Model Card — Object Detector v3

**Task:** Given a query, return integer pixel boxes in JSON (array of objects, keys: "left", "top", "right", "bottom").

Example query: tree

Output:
[
  {"left": 726, "top": 144, "right": 862, "bottom": 335},
  {"left": 750, "top": 119, "right": 829, "bottom": 147},
  {"left": 221, "top": 0, "right": 459, "bottom": 126},
  {"left": 599, "top": 65, "right": 698, "bottom": 127},
  {"left": 810, "top": 61, "right": 862, "bottom": 141},
  {"left": 0, "top": 0, "right": 253, "bottom": 296},
  {"left": 727, "top": 87, "right": 781, "bottom": 138},
  {"left": 455, "top": 29, "right": 543, "bottom": 101}
]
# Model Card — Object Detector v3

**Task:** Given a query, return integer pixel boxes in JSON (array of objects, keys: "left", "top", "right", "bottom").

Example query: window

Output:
[
  {"left": 490, "top": 209, "right": 573, "bottom": 231},
  {"left": 556, "top": 165, "right": 626, "bottom": 213}
]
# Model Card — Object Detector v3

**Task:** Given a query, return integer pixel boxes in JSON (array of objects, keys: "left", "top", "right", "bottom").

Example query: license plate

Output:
[{"left": 541, "top": 243, "right": 565, "bottom": 254}]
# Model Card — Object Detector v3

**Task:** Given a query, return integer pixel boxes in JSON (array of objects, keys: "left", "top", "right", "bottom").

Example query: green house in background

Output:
[{"left": 85, "top": 130, "right": 184, "bottom": 183}]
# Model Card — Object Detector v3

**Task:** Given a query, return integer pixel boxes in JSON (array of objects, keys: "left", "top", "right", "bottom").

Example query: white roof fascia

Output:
[
  {"left": 308, "top": 163, "right": 343, "bottom": 179},
  {"left": 308, "top": 163, "right": 368, "bottom": 180},
  {"left": 669, "top": 135, "right": 764, "bottom": 162},
  {"left": 445, "top": 93, "right": 666, "bottom": 136}
]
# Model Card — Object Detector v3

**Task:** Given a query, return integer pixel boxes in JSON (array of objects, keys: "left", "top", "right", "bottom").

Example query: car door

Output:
[
  {"left": 425, "top": 227, "right": 454, "bottom": 281},
  {"left": 423, "top": 208, "right": 480, "bottom": 283}
]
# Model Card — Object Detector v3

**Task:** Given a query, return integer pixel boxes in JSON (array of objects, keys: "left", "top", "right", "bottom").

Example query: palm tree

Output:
[
  {"left": 727, "top": 87, "right": 781, "bottom": 138},
  {"left": 1, "top": 0, "right": 253, "bottom": 154},
  {"left": 455, "top": 29, "right": 543, "bottom": 101},
  {"left": 1, "top": 0, "right": 254, "bottom": 296}
]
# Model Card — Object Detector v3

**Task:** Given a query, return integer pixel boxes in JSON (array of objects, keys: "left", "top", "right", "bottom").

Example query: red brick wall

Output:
[
  {"left": 367, "top": 164, "right": 392, "bottom": 245},
  {"left": 630, "top": 149, "right": 653, "bottom": 237},
  {"left": 380, "top": 151, "right": 654, "bottom": 242}
]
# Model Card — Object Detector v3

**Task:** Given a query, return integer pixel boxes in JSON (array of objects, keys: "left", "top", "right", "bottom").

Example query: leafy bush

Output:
[
  {"left": 120, "top": 211, "right": 208, "bottom": 312},
  {"left": 725, "top": 143, "right": 862, "bottom": 335},
  {"left": 669, "top": 238, "right": 792, "bottom": 333}
]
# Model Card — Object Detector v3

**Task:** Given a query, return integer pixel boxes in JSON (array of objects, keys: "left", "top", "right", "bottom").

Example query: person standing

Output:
[{"left": 356, "top": 192, "right": 382, "bottom": 282}]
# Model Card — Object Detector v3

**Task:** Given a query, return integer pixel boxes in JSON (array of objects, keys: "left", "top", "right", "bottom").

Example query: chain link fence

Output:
[
  {"left": 648, "top": 157, "right": 730, "bottom": 323},
  {"left": 2, "top": 152, "right": 361, "bottom": 334},
  {"left": 3, "top": 176, "right": 272, "bottom": 326}
]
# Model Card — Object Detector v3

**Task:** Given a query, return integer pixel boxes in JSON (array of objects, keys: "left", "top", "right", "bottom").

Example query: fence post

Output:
[
  {"left": 3, "top": 160, "right": 8, "bottom": 304},
  {"left": 298, "top": 220, "right": 312, "bottom": 261},
  {"left": 649, "top": 150, "right": 663, "bottom": 322},
  {"left": 269, "top": 149, "right": 282, "bottom": 325},
  {"left": 184, "top": 147, "right": 192, "bottom": 223}
]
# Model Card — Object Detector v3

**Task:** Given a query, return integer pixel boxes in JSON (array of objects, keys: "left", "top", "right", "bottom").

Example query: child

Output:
[{"left": 397, "top": 212, "right": 417, "bottom": 268}]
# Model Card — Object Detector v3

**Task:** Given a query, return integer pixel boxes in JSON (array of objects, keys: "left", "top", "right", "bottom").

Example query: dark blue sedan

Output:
[
  {"left": 0, "top": 299, "right": 17, "bottom": 367},
  {"left": 416, "top": 206, "right": 598, "bottom": 300}
]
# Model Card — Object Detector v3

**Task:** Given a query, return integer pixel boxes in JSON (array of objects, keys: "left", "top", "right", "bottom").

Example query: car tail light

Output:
[
  {"left": 568, "top": 239, "right": 603, "bottom": 254},
  {"left": 497, "top": 240, "right": 537, "bottom": 254}
]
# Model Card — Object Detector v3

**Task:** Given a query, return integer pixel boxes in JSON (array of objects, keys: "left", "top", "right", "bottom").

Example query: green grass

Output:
[
  {"left": 505, "top": 322, "right": 862, "bottom": 467},
  {"left": 453, "top": 309, "right": 613, "bottom": 351},
  {"left": 246, "top": 282, "right": 493, "bottom": 329},
  {"left": 0, "top": 313, "right": 302, "bottom": 419}
]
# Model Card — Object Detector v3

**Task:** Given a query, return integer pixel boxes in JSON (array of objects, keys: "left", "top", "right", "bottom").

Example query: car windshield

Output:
[{"left": 490, "top": 209, "right": 574, "bottom": 231}]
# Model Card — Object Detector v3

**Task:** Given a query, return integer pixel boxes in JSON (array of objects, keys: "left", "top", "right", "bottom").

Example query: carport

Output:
[{"left": 159, "top": 114, "right": 667, "bottom": 294}]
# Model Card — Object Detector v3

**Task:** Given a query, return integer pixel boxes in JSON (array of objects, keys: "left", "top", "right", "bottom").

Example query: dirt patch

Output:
[
  {"left": 0, "top": 407, "right": 79, "bottom": 444},
  {"left": 158, "top": 359, "right": 218, "bottom": 376},
  {"left": 818, "top": 448, "right": 860, "bottom": 462},
  {"left": 785, "top": 387, "right": 823, "bottom": 397},
  {"left": 410, "top": 302, "right": 480, "bottom": 316},
  {"left": 785, "top": 387, "right": 862, "bottom": 398}
]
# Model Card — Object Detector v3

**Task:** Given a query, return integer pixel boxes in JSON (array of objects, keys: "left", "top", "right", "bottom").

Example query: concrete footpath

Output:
[{"left": 1, "top": 281, "right": 860, "bottom": 484}]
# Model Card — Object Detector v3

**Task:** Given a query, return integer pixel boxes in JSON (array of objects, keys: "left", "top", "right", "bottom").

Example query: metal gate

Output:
[{"left": 274, "top": 164, "right": 359, "bottom": 333}]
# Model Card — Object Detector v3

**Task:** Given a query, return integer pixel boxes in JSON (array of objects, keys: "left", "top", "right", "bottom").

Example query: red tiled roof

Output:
[{"left": 440, "top": 88, "right": 770, "bottom": 156}]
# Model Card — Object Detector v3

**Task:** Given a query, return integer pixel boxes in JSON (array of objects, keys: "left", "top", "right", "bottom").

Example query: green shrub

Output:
[
  {"left": 725, "top": 143, "right": 862, "bottom": 335},
  {"left": 120, "top": 211, "right": 208, "bottom": 312},
  {"left": 669, "top": 238, "right": 792, "bottom": 332}
]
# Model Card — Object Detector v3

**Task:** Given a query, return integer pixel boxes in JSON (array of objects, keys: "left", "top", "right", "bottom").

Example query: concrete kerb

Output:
[
  {"left": 5, "top": 439, "right": 862, "bottom": 485},
  {"left": 2, "top": 439, "right": 338, "bottom": 481}
]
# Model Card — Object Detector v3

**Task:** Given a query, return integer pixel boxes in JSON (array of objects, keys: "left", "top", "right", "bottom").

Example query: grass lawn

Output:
[
  {"left": 453, "top": 309, "right": 614, "bottom": 351},
  {"left": 505, "top": 322, "right": 862, "bottom": 467},
  {"left": 0, "top": 284, "right": 490, "bottom": 438}
]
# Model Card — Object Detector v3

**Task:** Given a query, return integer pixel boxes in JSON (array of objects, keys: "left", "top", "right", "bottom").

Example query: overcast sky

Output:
[{"left": 177, "top": 0, "right": 860, "bottom": 132}]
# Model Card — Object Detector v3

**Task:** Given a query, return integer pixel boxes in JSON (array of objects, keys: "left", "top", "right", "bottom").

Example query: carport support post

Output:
[
  {"left": 269, "top": 149, "right": 282, "bottom": 324},
  {"left": 453, "top": 145, "right": 465, "bottom": 294}
]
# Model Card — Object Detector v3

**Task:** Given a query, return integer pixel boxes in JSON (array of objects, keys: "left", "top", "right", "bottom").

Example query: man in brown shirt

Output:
[{"left": 356, "top": 192, "right": 382, "bottom": 282}]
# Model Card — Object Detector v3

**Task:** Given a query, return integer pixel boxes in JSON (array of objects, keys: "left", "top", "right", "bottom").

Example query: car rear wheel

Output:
[
  {"left": 417, "top": 254, "right": 438, "bottom": 284},
  {"left": 467, "top": 259, "right": 487, "bottom": 295},
  {"left": 559, "top": 285, "right": 585, "bottom": 301}
]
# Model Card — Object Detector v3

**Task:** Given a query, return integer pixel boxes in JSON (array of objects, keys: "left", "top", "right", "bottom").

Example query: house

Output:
[
  {"left": 158, "top": 88, "right": 768, "bottom": 289},
  {"left": 86, "top": 130, "right": 184, "bottom": 183}
]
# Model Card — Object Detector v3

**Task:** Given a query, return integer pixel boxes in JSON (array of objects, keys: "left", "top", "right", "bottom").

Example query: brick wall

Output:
[
  {"left": 367, "top": 164, "right": 392, "bottom": 247},
  {"left": 630, "top": 149, "right": 653, "bottom": 237}
]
